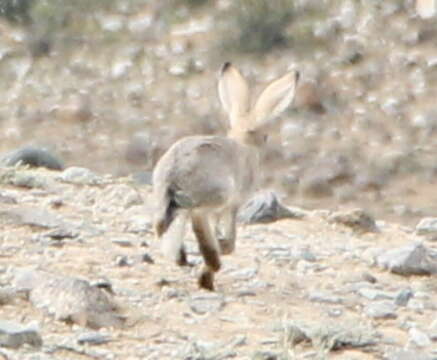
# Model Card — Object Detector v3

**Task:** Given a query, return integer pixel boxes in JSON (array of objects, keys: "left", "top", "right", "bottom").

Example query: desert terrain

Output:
[{"left": 0, "top": 0, "right": 437, "bottom": 359}]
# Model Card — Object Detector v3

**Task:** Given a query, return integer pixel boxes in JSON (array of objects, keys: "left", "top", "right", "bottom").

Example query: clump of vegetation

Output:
[
  {"left": 0, "top": 0, "right": 33, "bottom": 24},
  {"left": 221, "top": 0, "right": 294, "bottom": 54},
  {"left": 180, "top": 0, "right": 209, "bottom": 7}
]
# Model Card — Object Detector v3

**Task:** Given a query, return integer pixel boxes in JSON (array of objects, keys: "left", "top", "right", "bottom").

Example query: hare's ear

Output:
[
  {"left": 218, "top": 62, "right": 250, "bottom": 127},
  {"left": 252, "top": 70, "right": 299, "bottom": 128}
]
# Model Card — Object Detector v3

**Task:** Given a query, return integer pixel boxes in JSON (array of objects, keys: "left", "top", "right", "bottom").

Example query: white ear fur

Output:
[
  {"left": 218, "top": 62, "right": 250, "bottom": 127},
  {"left": 252, "top": 70, "right": 299, "bottom": 129}
]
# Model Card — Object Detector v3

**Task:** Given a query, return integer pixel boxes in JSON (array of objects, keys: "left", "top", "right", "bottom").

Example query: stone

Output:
[
  {"left": 308, "top": 291, "right": 343, "bottom": 304},
  {"left": 141, "top": 253, "right": 154, "bottom": 264},
  {"left": 0, "top": 320, "right": 42, "bottom": 349},
  {"left": 377, "top": 242, "right": 437, "bottom": 275},
  {"left": 77, "top": 332, "right": 111, "bottom": 345},
  {"left": 364, "top": 301, "right": 397, "bottom": 319},
  {"left": 0, "top": 169, "right": 47, "bottom": 188},
  {"left": 238, "top": 191, "right": 306, "bottom": 224},
  {"left": 280, "top": 320, "right": 377, "bottom": 350},
  {"left": 394, "top": 288, "right": 414, "bottom": 306},
  {"left": 43, "top": 227, "right": 79, "bottom": 240},
  {"left": 115, "top": 255, "right": 130, "bottom": 267},
  {"left": 409, "top": 327, "right": 431, "bottom": 347},
  {"left": 13, "top": 269, "right": 125, "bottom": 329},
  {"left": 358, "top": 288, "right": 395, "bottom": 301},
  {"left": 252, "top": 351, "right": 280, "bottom": 360},
  {"left": 328, "top": 208, "right": 378, "bottom": 233},
  {"left": 189, "top": 294, "right": 225, "bottom": 315},
  {"left": 0, "top": 146, "right": 64, "bottom": 170},
  {"left": 416, "top": 217, "right": 437, "bottom": 241},
  {"left": 111, "top": 238, "right": 133, "bottom": 247},
  {"left": 60, "top": 167, "right": 102, "bottom": 185}
]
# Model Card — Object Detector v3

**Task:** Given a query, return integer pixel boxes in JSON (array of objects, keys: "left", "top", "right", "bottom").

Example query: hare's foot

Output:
[{"left": 198, "top": 267, "right": 215, "bottom": 291}]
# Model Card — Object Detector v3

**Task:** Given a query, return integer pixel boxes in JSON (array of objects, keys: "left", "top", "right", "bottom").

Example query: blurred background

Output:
[{"left": 0, "top": 0, "right": 436, "bottom": 225}]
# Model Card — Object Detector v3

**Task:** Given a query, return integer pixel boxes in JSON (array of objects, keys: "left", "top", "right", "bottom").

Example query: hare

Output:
[{"left": 153, "top": 62, "right": 299, "bottom": 290}]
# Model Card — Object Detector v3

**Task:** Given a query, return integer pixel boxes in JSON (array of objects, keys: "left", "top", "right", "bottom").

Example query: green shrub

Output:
[
  {"left": 180, "top": 0, "right": 209, "bottom": 7},
  {"left": 221, "top": 0, "right": 294, "bottom": 54},
  {"left": 0, "top": 0, "right": 33, "bottom": 23}
]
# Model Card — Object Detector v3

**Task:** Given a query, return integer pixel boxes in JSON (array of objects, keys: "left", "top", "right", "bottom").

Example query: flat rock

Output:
[
  {"left": 238, "top": 191, "right": 306, "bottom": 224},
  {"left": 416, "top": 217, "right": 437, "bottom": 241},
  {"left": 77, "top": 332, "right": 112, "bottom": 345},
  {"left": 189, "top": 293, "right": 225, "bottom": 315},
  {"left": 0, "top": 206, "right": 67, "bottom": 229},
  {"left": 60, "top": 167, "right": 103, "bottom": 185},
  {"left": 377, "top": 242, "right": 437, "bottom": 275},
  {"left": 358, "top": 288, "right": 395, "bottom": 301},
  {"left": 308, "top": 291, "right": 343, "bottom": 304},
  {"left": 328, "top": 208, "right": 378, "bottom": 233},
  {"left": 13, "top": 269, "right": 125, "bottom": 329},
  {"left": 0, "top": 168, "right": 47, "bottom": 188},
  {"left": 280, "top": 320, "right": 377, "bottom": 351},
  {"left": 0, "top": 320, "right": 42, "bottom": 349},
  {"left": 364, "top": 301, "right": 397, "bottom": 319}
]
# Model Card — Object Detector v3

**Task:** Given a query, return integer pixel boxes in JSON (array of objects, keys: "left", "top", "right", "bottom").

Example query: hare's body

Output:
[
  {"left": 153, "top": 63, "right": 299, "bottom": 290},
  {"left": 154, "top": 136, "right": 256, "bottom": 211}
]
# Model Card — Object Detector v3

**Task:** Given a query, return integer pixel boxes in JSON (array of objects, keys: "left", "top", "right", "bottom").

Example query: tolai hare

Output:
[{"left": 153, "top": 62, "right": 299, "bottom": 290}]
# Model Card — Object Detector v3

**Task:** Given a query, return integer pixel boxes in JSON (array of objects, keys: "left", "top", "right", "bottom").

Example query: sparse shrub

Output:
[
  {"left": 180, "top": 0, "right": 209, "bottom": 7},
  {"left": 221, "top": 0, "right": 294, "bottom": 54},
  {"left": 0, "top": 0, "right": 33, "bottom": 23}
]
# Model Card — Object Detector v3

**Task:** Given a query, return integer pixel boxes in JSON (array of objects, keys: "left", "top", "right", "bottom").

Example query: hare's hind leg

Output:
[
  {"left": 191, "top": 212, "right": 221, "bottom": 290},
  {"left": 218, "top": 206, "right": 238, "bottom": 255},
  {"left": 161, "top": 211, "right": 189, "bottom": 266}
]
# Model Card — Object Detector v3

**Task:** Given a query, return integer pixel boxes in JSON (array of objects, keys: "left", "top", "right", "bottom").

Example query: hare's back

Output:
[{"left": 154, "top": 136, "right": 249, "bottom": 209}]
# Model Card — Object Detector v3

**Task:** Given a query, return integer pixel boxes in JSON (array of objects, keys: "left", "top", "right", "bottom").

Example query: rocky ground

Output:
[
  {"left": 0, "top": 165, "right": 436, "bottom": 360},
  {"left": 1, "top": 0, "right": 437, "bottom": 226},
  {"left": 1, "top": 1, "right": 437, "bottom": 358}
]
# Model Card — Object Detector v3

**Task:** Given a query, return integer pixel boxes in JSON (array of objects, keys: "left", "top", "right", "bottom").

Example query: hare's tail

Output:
[{"left": 155, "top": 187, "right": 179, "bottom": 238}]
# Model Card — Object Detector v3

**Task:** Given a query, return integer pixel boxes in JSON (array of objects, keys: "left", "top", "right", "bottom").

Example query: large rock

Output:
[
  {"left": 1, "top": 146, "right": 64, "bottom": 170},
  {"left": 377, "top": 242, "right": 437, "bottom": 275},
  {"left": 279, "top": 320, "right": 377, "bottom": 351},
  {"left": 0, "top": 168, "right": 48, "bottom": 189},
  {"left": 238, "top": 191, "right": 306, "bottom": 224},
  {"left": 416, "top": 217, "right": 437, "bottom": 241},
  {"left": 14, "top": 269, "right": 125, "bottom": 329},
  {"left": 0, "top": 320, "right": 42, "bottom": 349}
]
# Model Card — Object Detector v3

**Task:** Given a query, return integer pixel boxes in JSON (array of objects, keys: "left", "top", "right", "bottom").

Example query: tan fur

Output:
[{"left": 153, "top": 63, "right": 299, "bottom": 290}]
